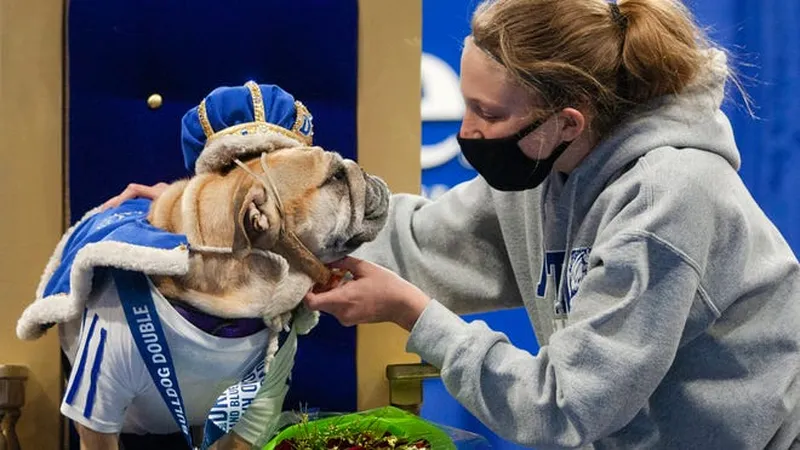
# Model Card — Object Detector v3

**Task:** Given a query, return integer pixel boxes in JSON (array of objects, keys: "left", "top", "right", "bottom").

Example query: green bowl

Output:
[{"left": 262, "top": 406, "right": 456, "bottom": 450}]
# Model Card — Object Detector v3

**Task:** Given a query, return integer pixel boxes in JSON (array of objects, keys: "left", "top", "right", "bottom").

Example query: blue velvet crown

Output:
[{"left": 181, "top": 81, "right": 314, "bottom": 173}]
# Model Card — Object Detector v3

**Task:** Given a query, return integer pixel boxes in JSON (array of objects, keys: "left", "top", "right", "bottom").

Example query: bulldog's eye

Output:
[{"left": 324, "top": 166, "right": 347, "bottom": 186}]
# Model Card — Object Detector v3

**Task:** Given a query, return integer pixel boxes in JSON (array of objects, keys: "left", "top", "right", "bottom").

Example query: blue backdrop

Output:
[{"left": 418, "top": 1, "right": 800, "bottom": 449}]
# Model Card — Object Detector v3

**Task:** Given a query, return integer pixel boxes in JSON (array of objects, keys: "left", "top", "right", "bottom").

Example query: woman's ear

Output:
[{"left": 557, "top": 108, "right": 586, "bottom": 142}]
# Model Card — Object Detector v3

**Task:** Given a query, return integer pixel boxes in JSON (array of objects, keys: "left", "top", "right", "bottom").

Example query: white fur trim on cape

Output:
[
  {"left": 195, "top": 133, "right": 304, "bottom": 174},
  {"left": 18, "top": 236, "right": 189, "bottom": 341},
  {"left": 35, "top": 205, "right": 105, "bottom": 300}
]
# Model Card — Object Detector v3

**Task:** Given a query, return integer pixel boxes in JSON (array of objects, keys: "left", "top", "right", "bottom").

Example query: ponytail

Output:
[{"left": 617, "top": 0, "right": 708, "bottom": 104}]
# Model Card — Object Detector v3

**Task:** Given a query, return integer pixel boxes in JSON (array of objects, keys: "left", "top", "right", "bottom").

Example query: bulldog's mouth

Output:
[
  {"left": 335, "top": 234, "right": 368, "bottom": 253},
  {"left": 318, "top": 232, "right": 375, "bottom": 263}
]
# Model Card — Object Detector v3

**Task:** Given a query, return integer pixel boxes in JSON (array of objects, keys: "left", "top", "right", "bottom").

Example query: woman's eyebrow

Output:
[{"left": 465, "top": 96, "right": 505, "bottom": 110}]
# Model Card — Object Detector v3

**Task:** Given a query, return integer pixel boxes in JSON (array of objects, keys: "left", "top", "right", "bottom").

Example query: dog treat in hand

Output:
[{"left": 312, "top": 268, "right": 351, "bottom": 293}]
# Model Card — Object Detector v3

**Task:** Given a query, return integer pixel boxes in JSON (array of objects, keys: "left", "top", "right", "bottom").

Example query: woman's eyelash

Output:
[
  {"left": 473, "top": 105, "right": 502, "bottom": 121},
  {"left": 480, "top": 111, "right": 501, "bottom": 121}
]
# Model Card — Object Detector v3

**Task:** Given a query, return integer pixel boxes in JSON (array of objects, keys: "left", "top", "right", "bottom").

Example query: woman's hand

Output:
[
  {"left": 100, "top": 182, "right": 169, "bottom": 211},
  {"left": 304, "top": 257, "right": 431, "bottom": 331}
]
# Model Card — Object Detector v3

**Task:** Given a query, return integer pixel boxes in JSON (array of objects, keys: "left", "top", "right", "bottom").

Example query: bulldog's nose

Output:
[{"left": 364, "top": 175, "right": 389, "bottom": 220}]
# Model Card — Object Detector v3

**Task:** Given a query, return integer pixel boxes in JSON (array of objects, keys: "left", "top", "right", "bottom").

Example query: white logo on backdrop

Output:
[{"left": 420, "top": 52, "right": 474, "bottom": 199}]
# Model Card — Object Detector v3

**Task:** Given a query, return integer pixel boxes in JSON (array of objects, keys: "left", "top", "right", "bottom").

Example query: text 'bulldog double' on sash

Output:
[{"left": 112, "top": 269, "right": 193, "bottom": 449}]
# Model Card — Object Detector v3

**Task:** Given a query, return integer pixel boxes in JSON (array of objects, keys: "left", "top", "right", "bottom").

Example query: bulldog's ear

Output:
[{"left": 232, "top": 182, "right": 281, "bottom": 257}]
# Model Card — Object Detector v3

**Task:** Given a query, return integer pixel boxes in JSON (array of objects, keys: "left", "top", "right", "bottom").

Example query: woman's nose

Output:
[{"left": 459, "top": 114, "right": 484, "bottom": 139}]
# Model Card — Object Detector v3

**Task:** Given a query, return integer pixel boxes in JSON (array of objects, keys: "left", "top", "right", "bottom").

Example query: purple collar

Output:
[{"left": 171, "top": 301, "right": 266, "bottom": 338}]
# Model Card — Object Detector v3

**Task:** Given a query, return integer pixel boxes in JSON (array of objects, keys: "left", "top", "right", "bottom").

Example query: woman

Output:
[
  {"left": 108, "top": 0, "right": 800, "bottom": 447},
  {"left": 307, "top": 0, "right": 800, "bottom": 448}
]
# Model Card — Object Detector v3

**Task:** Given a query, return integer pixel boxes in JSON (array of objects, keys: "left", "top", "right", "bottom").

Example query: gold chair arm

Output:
[
  {"left": 0, "top": 365, "right": 29, "bottom": 450},
  {"left": 385, "top": 363, "right": 440, "bottom": 415}
]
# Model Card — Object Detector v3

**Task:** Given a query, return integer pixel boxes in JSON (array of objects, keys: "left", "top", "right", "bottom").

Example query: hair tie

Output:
[
  {"left": 609, "top": 3, "right": 629, "bottom": 100},
  {"left": 609, "top": 3, "right": 628, "bottom": 33}
]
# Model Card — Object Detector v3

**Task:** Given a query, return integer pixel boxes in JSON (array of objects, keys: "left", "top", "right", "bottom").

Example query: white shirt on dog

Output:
[{"left": 59, "top": 275, "right": 268, "bottom": 435}]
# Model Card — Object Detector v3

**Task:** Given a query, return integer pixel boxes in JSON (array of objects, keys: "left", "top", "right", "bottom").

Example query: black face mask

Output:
[{"left": 457, "top": 117, "right": 571, "bottom": 192}]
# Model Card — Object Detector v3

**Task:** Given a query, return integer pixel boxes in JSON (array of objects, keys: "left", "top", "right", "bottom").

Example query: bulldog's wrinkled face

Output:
[{"left": 233, "top": 147, "right": 390, "bottom": 264}]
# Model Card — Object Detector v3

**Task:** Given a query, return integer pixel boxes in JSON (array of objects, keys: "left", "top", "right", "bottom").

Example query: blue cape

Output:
[{"left": 18, "top": 199, "right": 190, "bottom": 340}]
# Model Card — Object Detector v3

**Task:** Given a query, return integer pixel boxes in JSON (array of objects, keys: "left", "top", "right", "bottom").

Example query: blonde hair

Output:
[{"left": 471, "top": 0, "right": 728, "bottom": 136}]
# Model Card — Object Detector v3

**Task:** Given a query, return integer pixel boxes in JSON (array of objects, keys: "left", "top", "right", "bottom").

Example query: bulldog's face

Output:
[{"left": 232, "top": 147, "right": 390, "bottom": 264}]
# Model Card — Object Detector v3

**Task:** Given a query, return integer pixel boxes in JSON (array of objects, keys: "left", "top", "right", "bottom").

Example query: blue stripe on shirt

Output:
[
  {"left": 65, "top": 313, "right": 99, "bottom": 405},
  {"left": 83, "top": 327, "right": 107, "bottom": 418}
]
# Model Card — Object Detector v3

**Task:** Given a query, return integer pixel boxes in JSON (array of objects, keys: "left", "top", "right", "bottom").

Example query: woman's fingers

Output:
[
  {"left": 304, "top": 281, "right": 355, "bottom": 312},
  {"left": 326, "top": 256, "right": 373, "bottom": 277},
  {"left": 100, "top": 182, "right": 169, "bottom": 211},
  {"left": 303, "top": 290, "right": 334, "bottom": 312}
]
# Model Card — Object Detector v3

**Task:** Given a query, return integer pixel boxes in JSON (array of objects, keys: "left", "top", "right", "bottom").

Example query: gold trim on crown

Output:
[
  {"left": 245, "top": 81, "right": 267, "bottom": 123},
  {"left": 206, "top": 122, "right": 310, "bottom": 146},
  {"left": 292, "top": 101, "right": 314, "bottom": 142},
  {"left": 197, "top": 99, "right": 215, "bottom": 138}
]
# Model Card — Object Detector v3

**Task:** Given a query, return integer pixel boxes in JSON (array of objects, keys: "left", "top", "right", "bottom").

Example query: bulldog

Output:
[
  {"left": 148, "top": 146, "right": 389, "bottom": 321},
  {"left": 20, "top": 146, "right": 390, "bottom": 450}
]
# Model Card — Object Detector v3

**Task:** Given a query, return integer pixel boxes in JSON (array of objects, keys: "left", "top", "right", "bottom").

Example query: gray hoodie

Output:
[{"left": 355, "top": 49, "right": 800, "bottom": 449}]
